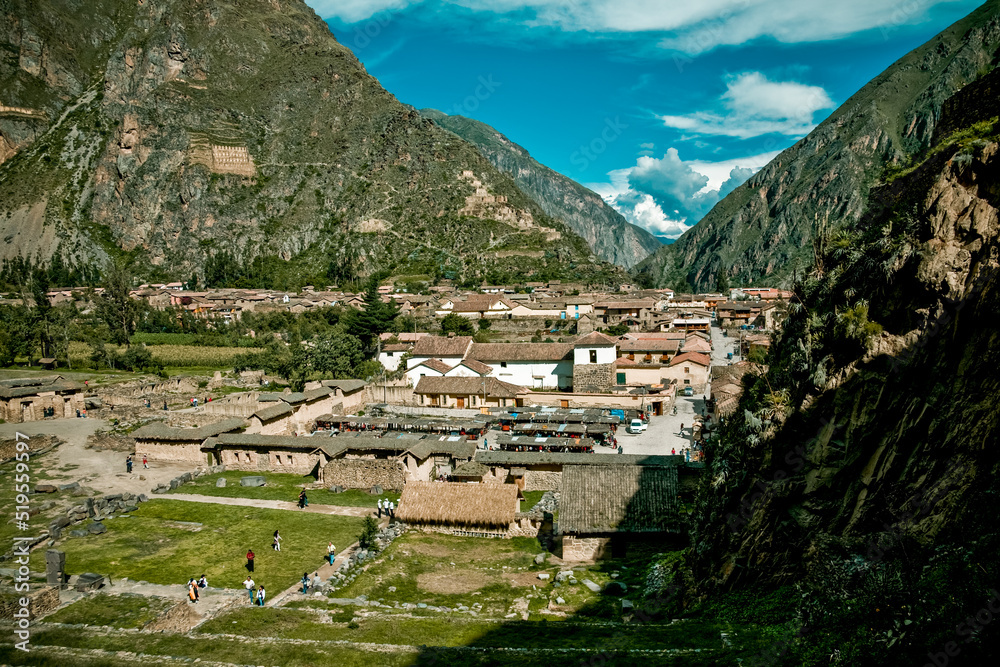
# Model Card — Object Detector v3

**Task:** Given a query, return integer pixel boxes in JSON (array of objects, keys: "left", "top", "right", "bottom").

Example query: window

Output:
[
  {"left": 275, "top": 454, "right": 282, "bottom": 465},
  {"left": 500, "top": 361, "right": 507, "bottom": 368},
  {"left": 616, "top": 372, "right": 626, "bottom": 385},
  {"left": 684, "top": 379, "right": 690, "bottom": 385},
  {"left": 386, "top": 351, "right": 393, "bottom": 357},
  {"left": 287, "top": 455, "right": 293, "bottom": 464},
  {"left": 589, "top": 350, "right": 597, "bottom": 364},
  {"left": 233, "top": 452, "right": 240, "bottom": 462},
  {"left": 685, "top": 367, "right": 690, "bottom": 373}
]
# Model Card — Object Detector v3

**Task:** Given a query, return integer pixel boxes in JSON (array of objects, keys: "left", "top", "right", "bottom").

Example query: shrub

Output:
[{"left": 357, "top": 516, "right": 379, "bottom": 549}]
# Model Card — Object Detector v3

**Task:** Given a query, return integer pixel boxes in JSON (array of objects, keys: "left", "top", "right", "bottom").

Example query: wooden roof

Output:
[{"left": 559, "top": 465, "right": 678, "bottom": 534}]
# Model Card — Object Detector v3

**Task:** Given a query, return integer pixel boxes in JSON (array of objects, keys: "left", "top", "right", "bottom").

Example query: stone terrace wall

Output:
[
  {"left": 323, "top": 459, "right": 406, "bottom": 490},
  {"left": 524, "top": 470, "right": 562, "bottom": 492},
  {"left": 562, "top": 535, "right": 611, "bottom": 561},
  {"left": 0, "top": 586, "right": 59, "bottom": 621}
]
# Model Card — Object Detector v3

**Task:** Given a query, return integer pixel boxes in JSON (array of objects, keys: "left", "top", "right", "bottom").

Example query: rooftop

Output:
[{"left": 559, "top": 465, "right": 679, "bottom": 534}]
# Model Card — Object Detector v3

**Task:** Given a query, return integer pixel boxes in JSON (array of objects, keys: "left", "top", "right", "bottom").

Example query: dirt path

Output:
[
  {"left": 165, "top": 493, "right": 378, "bottom": 517},
  {"left": 0, "top": 418, "right": 194, "bottom": 496}
]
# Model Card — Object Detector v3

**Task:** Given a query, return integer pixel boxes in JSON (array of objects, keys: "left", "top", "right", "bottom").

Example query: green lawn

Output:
[
  {"left": 32, "top": 499, "right": 364, "bottom": 590},
  {"left": 521, "top": 490, "right": 545, "bottom": 509},
  {"left": 168, "top": 470, "right": 400, "bottom": 507},
  {"left": 45, "top": 593, "right": 174, "bottom": 629},
  {"left": 0, "top": 452, "right": 76, "bottom": 547}
]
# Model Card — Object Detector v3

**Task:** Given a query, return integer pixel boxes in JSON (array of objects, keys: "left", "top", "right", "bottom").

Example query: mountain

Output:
[
  {"left": 420, "top": 109, "right": 662, "bottom": 269},
  {"left": 0, "top": 0, "right": 623, "bottom": 288},
  {"left": 676, "top": 66, "right": 1000, "bottom": 664},
  {"left": 635, "top": 0, "right": 1000, "bottom": 291}
]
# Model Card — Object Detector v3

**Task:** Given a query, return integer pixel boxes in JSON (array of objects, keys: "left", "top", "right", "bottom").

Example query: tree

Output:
[
  {"left": 97, "top": 259, "right": 140, "bottom": 346},
  {"left": 345, "top": 279, "right": 399, "bottom": 352},
  {"left": 357, "top": 516, "right": 379, "bottom": 549},
  {"left": 441, "top": 313, "right": 475, "bottom": 336},
  {"left": 310, "top": 332, "right": 364, "bottom": 379},
  {"left": 716, "top": 269, "right": 730, "bottom": 294}
]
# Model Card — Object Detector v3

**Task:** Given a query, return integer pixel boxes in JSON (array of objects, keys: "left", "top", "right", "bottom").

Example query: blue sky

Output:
[{"left": 308, "top": 0, "right": 983, "bottom": 240}]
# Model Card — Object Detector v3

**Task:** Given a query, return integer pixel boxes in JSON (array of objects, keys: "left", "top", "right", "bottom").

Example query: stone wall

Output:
[
  {"left": 524, "top": 470, "right": 562, "bottom": 492},
  {"left": 323, "top": 459, "right": 405, "bottom": 490},
  {"left": 139, "top": 442, "right": 206, "bottom": 464},
  {"left": 562, "top": 535, "right": 611, "bottom": 561},
  {"left": 1, "top": 393, "right": 84, "bottom": 423},
  {"left": 507, "top": 514, "right": 543, "bottom": 538},
  {"left": 0, "top": 586, "right": 59, "bottom": 621},
  {"left": 365, "top": 384, "right": 416, "bottom": 406},
  {"left": 572, "top": 362, "right": 616, "bottom": 392}
]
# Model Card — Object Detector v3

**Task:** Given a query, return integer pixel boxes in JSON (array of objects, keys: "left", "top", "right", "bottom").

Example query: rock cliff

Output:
[
  {"left": 421, "top": 109, "right": 663, "bottom": 269},
  {"left": 687, "top": 78, "right": 1000, "bottom": 662},
  {"left": 0, "top": 0, "right": 622, "bottom": 286},
  {"left": 635, "top": 0, "right": 1000, "bottom": 291}
]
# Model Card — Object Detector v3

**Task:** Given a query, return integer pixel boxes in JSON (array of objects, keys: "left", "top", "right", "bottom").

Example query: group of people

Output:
[
  {"left": 377, "top": 497, "right": 396, "bottom": 518},
  {"left": 125, "top": 455, "right": 148, "bottom": 473},
  {"left": 186, "top": 575, "right": 208, "bottom": 603},
  {"left": 244, "top": 576, "right": 266, "bottom": 606},
  {"left": 301, "top": 571, "right": 322, "bottom": 594}
]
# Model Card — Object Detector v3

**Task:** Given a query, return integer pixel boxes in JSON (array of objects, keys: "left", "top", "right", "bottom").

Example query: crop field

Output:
[{"left": 67, "top": 341, "right": 261, "bottom": 368}]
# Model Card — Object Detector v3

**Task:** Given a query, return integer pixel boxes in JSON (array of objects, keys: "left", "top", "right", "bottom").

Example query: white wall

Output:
[
  {"left": 573, "top": 345, "right": 617, "bottom": 366},
  {"left": 378, "top": 350, "right": 404, "bottom": 371},
  {"left": 404, "top": 363, "right": 447, "bottom": 387},
  {"left": 445, "top": 365, "right": 484, "bottom": 378},
  {"left": 492, "top": 360, "right": 573, "bottom": 389}
]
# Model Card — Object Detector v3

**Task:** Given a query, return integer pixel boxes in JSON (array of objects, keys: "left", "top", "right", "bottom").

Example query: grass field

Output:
[
  {"left": 45, "top": 593, "right": 174, "bottom": 629},
  {"left": 168, "top": 471, "right": 400, "bottom": 507},
  {"left": 31, "top": 499, "right": 364, "bottom": 590},
  {"left": 66, "top": 341, "right": 261, "bottom": 369}
]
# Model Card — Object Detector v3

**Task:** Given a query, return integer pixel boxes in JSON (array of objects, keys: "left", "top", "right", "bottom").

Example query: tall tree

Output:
[
  {"left": 345, "top": 279, "right": 399, "bottom": 353},
  {"left": 97, "top": 259, "right": 140, "bottom": 347}
]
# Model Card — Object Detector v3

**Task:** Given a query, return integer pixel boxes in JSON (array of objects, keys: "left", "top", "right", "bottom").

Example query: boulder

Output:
[
  {"left": 35, "top": 484, "right": 58, "bottom": 494},
  {"left": 328, "top": 485, "right": 345, "bottom": 493},
  {"left": 88, "top": 522, "right": 107, "bottom": 535},
  {"left": 69, "top": 529, "right": 89, "bottom": 538},
  {"left": 58, "top": 482, "right": 80, "bottom": 492},
  {"left": 240, "top": 476, "right": 266, "bottom": 487},
  {"left": 537, "top": 573, "right": 550, "bottom": 581},
  {"left": 122, "top": 506, "right": 138, "bottom": 513},
  {"left": 216, "top": 478, "right": 227, "bottom": 488},
  {"left": 370, "top": 484, "right": 384, "bottom": 495},
  {"left": 556, "top": 597, "right": 566, "bottom": 605},
  {"left": 534, "top": 553, "right": 546, "bottom": 565},
  {"left": 555, "top": 570, "right": 573, "bottom": 582},
  {"left": 138, "top": 494, "right": 149, "bottom": 503},
  {"left": 582, "top": 579, "right": 601, "bottom": 593}
]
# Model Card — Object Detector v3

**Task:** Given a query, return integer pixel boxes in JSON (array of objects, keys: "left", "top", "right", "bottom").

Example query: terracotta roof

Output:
[
  {"left": 559, "top": 465, "right": 679, "bottom": 534},
  {"left": 414, "top": 376, "right": 525, "bottom": 398},
  {"left": 412, "top": 358, "right": 453, "bottom": 374},
  {"left": 452, "top": 359, "right": 493, "bottom": 375},
  {"left": 410, "top": 336, "right": 474, "bottom": 358},
  {"left": 381, "top": 343, "right": 412, "bottom": 352},
  {"left": 573, "top": 331, "right": 618, "bottom": 347},
  {"left": 668, "top": 352, "right": 711, "bottom": 368},
  {"left": 618, "top": 339, "right": 680, "bottom": 353},
  {"left": 467, "top": 343, "right": 573, "bottom": 362}
]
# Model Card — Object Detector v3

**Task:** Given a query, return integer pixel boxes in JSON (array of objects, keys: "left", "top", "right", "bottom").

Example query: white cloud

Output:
[
  {"left": 309, "top": 0, "right": 960, "bottom": 53},
  {"left": 588, "top": 148, "right": 774, "bottom": 239},
  {"left": 660, "top": 72, "right": 833, "bottom": 139}
]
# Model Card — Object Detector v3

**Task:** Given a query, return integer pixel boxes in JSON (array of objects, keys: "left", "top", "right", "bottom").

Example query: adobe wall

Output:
[
  {"left": 137, "top": 442, "right": 205, "bottom": 463},
  {"left": 323, "top": 459, "right": 405, "bottom": 490},
  {"left": 507, "top": 514, "right": 542, "bottom": 538},
  {"left": 365, "top": 384, "right": 416, "bottom": 406},
  {"left": 1, "top": 393, "right": 84, "bottom": 423},
  {"left": 524, "top": 470, "right": 562, "bottom": 492},
  {"left": 245, "top": 415, "right": 293, "bottom": 435},
  {"left": 562, "top": 535, "right": 611, "bottom": 561},
  {"left": 403, "top": 454, "right": 436, "bottom": 483}
]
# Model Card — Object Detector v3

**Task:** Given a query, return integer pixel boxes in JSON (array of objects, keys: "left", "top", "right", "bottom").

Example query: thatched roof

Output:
[
  {"left": 451, "top": 460, "right": 490, "bottom": 477},
  {"left": 396, "top": 481, "right": 517, "bottom": 527},
  {"left": 559, "top": 465, "right": 678, "bottom": 535},
  {"left": 0, "top": 375, "right": 82, "bottom": 398},
  {"left": 253, "top": 402, "right": 294, "bottom": 422},
  {"left": 475, "top": 450, "right": 680, "bottom": 467},
  {"left": 132, "top": 418, "right": 246, "bottom": 442}
]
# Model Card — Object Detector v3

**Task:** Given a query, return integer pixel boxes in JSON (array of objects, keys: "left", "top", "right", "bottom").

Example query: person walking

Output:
[
  {"left": 377, "top": 498, "right": 383, "bottom": 518},
  {"left": 257, "top": 584, "right": 266, "bottom": 607},
  {"left": 272, "top": 530, "right": 282, "bottom": 552},
  {"left": 312, "top": 572, "right": 322, "bottom": 590},
  {"left": 297, "top": 489, "right": 308, "bottom": 509},
  {"left": 301, "top": 572, "right": 310, "bottom": 595},
  {"left": 246, "top": 549, "right": 255, "bottom": 572},
  {"left": 388, "top": 500, "right": 395, "bottom": 519},
  {"left": 126, "top": 455, "right": 133, "bottom": 473},
  {"left": 142, "top": 455, "right": 148, "bottom": 469},
  {"left": 327, "top": 542, "right": 336, "bottom": 565},
  {"left": 671, "top": 447, "right": 676, "bottom": 455},
  {"left": 244, "top": 576, "right": 255, "bottom": 603},
  {"left": 618, "top": 445, "right": 623, "bottom": 455}
]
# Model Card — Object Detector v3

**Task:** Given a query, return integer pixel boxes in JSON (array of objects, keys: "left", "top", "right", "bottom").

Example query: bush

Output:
[
  {"left": 477, "top": 318, "right": 491, "bottom": 330},
  {"left": 441, "top": 313, "right": 475, "bottom": 336},
  {"left": 357, "top": 516, "right": 379, "bottom": 549}
]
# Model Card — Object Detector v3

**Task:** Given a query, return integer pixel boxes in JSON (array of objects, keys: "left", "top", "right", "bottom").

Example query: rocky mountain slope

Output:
[
  {"left": 0, "top": 0, "right": 622, "bottom": 287},
  {"left": 683, "top": 70, "right": 1000, "bottom": 663},
  {"left": 420, "top": 109, "right": 662, "bottom": 269},
  {"left": 635, "top": 0, "right": 1000, "bottom": 291}
]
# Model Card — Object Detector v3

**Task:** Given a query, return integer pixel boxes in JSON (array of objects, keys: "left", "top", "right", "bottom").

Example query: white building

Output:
[{"left": 467, "top": 343, "right": 574, "bottom": 390}]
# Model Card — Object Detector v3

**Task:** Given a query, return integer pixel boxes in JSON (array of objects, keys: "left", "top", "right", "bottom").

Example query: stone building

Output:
[
  {"left": 131, "top": 418, "right": 246, "bottom": 464},
  {"left": 559, "top": 464, "right": 679, "bottom": 561},
  {"left": 572, "top": 332, "right": 619, "bottom": 392},
  {"left": 202, "top": 433, "right": 333, "bottom": 476},
  {"left": 0, "top": 376, "right": 84, "bottom": 423},
  {"left": 473, "top": 450, "right": 679, "bottom": 492}
]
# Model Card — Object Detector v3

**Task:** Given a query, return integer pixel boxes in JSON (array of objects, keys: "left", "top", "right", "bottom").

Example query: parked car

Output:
[
  {"left": 627, "top": 418, "right": 646, "bottom": 434},
  {"left": 682, "top": 386, "right": 694, "bottom": 397}
]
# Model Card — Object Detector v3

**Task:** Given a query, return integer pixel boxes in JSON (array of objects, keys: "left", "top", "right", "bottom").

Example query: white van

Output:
[{"left": 627, "top": 418, "right": 646, "bottom": 434}]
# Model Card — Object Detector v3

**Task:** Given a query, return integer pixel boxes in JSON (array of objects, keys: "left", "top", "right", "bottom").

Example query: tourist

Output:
[
  {"left": 618, "top": 445, "right": 623, "bottom": 454},
  {"left": 377, "top": 498, "right": 383, "bottom": 518},
  {"left": 163, "top": 400, "right": 168, "bottom": 410},
  {"left": 244, "top": 576, "right": 255, "bottom": 602},
  {"left": 198, "top": 574, "right": 208, "bottom": 589},
  {"left": 388, "top": 500, "right": 395, "bottom": 519},
  {"left": 671, "top": 447, "right": 676, "bottom": 456},
  {"left": 142, "top": 455, "right": 148, "bottom": 469},
  {"left": 301, "top": 572, "right": 310, "bottom": 594},
  {"left": 327, "top": 542, "right": 336, "bottom": 565},
  {"left": 680, "top": 423, "right": 684, "bottom": 435},
  {"left": 126, "top": 455, "right": 133, "bottom": 473},
  {"left": 312, "top": 572, "right": 322, "bottom": 589},
  {"left": 273, "top": 530, "right": 282, "bottom": 552},
  {"left": 246, "top": 549, "right": 255, "bottom": 572},
  {"left": 188, "top": 579, "right": 198, "bottom": 603},
  {"left": 297, "top": 490, "right": 308, "bottom": 509},
  {"left": 257, "top": 584, "right": 266, "bottom": 607}
]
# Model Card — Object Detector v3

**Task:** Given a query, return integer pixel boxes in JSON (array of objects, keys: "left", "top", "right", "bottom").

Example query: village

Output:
[{"left": 0, "top": 280, "right": 787, "bottom": 664}]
